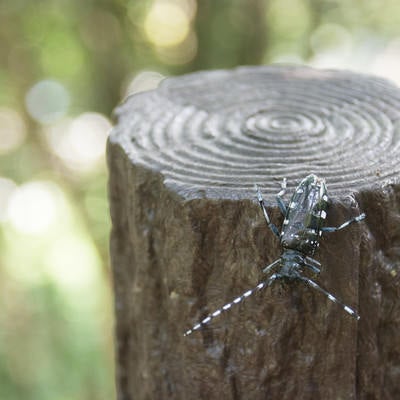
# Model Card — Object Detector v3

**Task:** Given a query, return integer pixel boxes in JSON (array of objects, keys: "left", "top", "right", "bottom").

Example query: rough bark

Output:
[{"left": 108, "top": 66, "right": 400, "bottom": 400}]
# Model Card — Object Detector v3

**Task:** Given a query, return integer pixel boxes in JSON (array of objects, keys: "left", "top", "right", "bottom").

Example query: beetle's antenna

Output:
[
  {"left": 184, "top": 271, "right": 280, "bottom": 337},
  {"left": 300, "top": 276, "right": 360, "bottom": 320}
]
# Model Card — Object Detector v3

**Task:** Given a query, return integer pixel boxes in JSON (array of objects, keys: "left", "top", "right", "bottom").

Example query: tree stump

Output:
[{"left": 108, "top": 66, "right": 400, "bottom": 400}]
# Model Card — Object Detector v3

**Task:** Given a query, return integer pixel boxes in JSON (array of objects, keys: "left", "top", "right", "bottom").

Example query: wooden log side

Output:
[{"left": 108, "top": 66, "right": 400, "bottom": 400}]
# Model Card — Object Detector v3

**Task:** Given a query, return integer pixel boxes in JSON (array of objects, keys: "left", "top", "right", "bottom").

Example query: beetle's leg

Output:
[
  {"left": 184, "top": 273, "right": 281, "bottom": 336},
  {"left": 303, "top": 256, "right": 321, "bottom": 274},
  {"left": 262, "top": 258, "right": 281, "bottom": 274},
  {"left": 255, "top": 185, "right": 280, "bottom": 238},
  {"left": 276, "top": 178, "right": 288, "bottom": 215},
  {"left": 321, "top": 212, "right": 366, "bottom": 233},
  {"left": 299, "top": 276, "right": 360, "bottom": 320}
]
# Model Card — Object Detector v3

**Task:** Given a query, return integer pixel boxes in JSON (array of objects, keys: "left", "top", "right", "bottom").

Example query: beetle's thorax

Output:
[{"left": 279, "top": 249, "right": 305, "bottom": 278}]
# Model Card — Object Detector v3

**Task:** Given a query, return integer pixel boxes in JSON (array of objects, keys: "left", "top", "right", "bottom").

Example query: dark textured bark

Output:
[{"left": 108, "top": 66, "right": 400, "bottom": 400}]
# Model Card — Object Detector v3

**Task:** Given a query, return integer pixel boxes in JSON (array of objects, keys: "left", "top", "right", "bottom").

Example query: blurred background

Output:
[{"left": 1, "top": 0, "right": 400, "bottom": 398}]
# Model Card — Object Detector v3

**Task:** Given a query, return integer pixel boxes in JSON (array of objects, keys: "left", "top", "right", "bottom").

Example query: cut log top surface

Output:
[{"left": 111, "top": 65, "right": 400, "bottom": 200}]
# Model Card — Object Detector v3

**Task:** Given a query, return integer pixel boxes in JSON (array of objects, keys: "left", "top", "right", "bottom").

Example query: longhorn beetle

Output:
[{"left": 184, "top": 174, "right": 365, "bottom": 336}]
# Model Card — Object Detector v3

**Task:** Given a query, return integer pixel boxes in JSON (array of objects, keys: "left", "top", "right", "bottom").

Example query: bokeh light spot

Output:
[
  {"left": 44, "top": 235, "right": 101, "bottom": 292},
  {"left": 124, "top": 71, "right": 165, "bottom": 97},
  {"left": 46, "top": 112, "right": 111, "bottom": 173},
  {"left": 25, "top": 79, "right": 70, "bottom": 124},
  {"left": 7, "top": 181, "right": 62, "bottom": 235},
  {"left": 155, "top": 30, "right": 197, "bottom": 65},
  {"left": 0, "top": 107, "right": 27, "bottom": 154},
  {"left": 144, "top": 1, "right": 190, "bottom": 47}
]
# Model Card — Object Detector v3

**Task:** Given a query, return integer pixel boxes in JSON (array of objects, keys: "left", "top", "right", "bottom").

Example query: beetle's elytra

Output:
[{"left": 184, "top": 174, "right": 365, "bottom": 337}]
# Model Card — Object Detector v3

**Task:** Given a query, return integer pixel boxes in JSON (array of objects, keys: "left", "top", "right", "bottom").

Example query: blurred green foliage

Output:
[{"left": 1, "top": 0, "right": 400, "bottom": 398}]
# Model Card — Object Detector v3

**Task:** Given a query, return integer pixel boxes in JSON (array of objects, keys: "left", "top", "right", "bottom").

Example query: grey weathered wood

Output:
[{"left": 108, "top": 66, "right": 400, "bottom": 400}]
